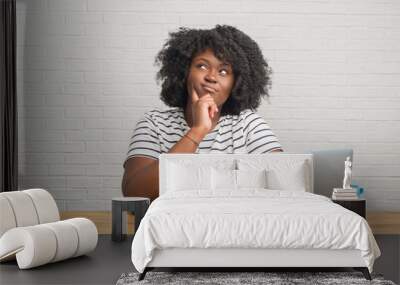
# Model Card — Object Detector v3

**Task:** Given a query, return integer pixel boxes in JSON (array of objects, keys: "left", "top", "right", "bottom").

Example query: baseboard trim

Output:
[
  {"left": 60, "top": 211, "right": 134, "bottom": 235},
  {"left": 60, "top": 211, "right": 400, "bottom": 235}
]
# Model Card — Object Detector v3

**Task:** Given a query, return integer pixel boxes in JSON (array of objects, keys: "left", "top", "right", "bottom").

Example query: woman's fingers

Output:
[
  {"left": 191, "top": 91, "right": 219, "bottom": 131},
  {"left": 191, "top": 83, "right": 199, "bottom": 103},
  {"left": 195, "top": 92, "right": 218, "bottom": 119},
  {"left": 207, "top": 101, "right": 218, "bottom": 118},
  {"left": 211, "top": 104, "right": 219, "bottom": 118},
  {"left": 202, "top": 99, "right": 218, "bottom": 119}
]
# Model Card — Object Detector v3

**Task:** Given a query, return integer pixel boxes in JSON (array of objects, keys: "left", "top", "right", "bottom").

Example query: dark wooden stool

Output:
[{"left": 112, "top": 197, "right": 150, "bottom": 242}]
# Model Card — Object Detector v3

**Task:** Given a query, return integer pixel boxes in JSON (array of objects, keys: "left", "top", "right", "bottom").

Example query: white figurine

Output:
[{"left": 343, "top": 156, "right": 352, "bottom": 189}]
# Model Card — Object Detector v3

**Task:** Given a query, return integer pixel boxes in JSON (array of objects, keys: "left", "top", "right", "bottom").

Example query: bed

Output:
[{"left": 130, "top": 153, "right": 380, "bottom": 281}]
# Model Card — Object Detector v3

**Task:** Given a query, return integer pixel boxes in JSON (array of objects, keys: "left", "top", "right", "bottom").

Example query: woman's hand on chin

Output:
[{"left": 190, "top": 83, "right": 219, "bottom": 135}]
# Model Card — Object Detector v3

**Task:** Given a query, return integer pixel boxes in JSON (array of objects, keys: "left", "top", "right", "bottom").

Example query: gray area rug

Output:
[{"left": 116, "top": 271, "right": 396, "bottom": 285}]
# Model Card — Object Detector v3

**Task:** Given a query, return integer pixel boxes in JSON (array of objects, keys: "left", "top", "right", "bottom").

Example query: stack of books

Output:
[{"left": 332, "top": 188, "right": 359, "bottom": 200}]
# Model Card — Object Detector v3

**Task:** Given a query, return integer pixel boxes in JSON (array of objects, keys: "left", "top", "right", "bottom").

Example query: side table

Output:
[
  {"left": 332, "top": 199, "right": 366, "bottom": 218},
  {"left": 112, "top": 197, "right": 150, "bottom": 242}
]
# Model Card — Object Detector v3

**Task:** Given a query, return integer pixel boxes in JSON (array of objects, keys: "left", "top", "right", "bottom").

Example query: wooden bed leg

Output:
[
  {"left": 138, "top": 268, "right": 148, "bottom": 281},
  {"left": 354, "top": 267, "right": 372, "bottom": 280}
]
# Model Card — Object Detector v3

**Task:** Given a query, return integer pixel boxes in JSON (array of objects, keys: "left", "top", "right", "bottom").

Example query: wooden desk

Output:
[
  {"left": 61, "top": 211, "right": 400, "bottom": 235},
  {"left": 367, "top": 212, "right": 400, "bottom": 235}
]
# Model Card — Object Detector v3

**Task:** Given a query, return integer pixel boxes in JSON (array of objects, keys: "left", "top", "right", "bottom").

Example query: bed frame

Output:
[
  {"left": 139, "top": 248, "right": 371, "bottom": 280},
  {"left": 137, "top": 154, "right": 372, "bottom": 281}
]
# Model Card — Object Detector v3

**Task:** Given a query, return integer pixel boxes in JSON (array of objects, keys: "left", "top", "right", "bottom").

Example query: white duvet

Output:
[{"left": 131, "top": 190, "right": 380, "bottom": 273}]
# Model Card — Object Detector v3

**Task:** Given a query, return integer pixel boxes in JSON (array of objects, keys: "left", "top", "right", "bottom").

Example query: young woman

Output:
[{"left": 122, "top": 25, "right": 283, "bottom": 200}]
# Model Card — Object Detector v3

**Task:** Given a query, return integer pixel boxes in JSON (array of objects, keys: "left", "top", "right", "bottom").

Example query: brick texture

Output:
[{"left": 16, "top": 0, "right": 400, "bottom": 211}]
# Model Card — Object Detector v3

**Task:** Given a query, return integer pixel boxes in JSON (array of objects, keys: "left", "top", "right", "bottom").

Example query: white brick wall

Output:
[{"left": 16, "top": 0, "right": 400, "bottom": 211}]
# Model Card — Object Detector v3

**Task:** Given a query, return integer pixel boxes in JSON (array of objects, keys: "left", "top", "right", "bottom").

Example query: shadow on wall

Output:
[
  {"left": 17, "top": 0, "right": 28, "bottom": 186},
  {"left": 309, "top": 149, "right": 353, "bottom": 198},
  {"left": 18, "top": 1, "right": 41, "bottom": 186},
  {"left": 17, "top": 1, "right": 67, "bottom": 200}
]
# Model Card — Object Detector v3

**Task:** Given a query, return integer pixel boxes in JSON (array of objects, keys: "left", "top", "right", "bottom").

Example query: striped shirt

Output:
[{"left": 125, "top": 108, "right": 283, "bottom": 163}]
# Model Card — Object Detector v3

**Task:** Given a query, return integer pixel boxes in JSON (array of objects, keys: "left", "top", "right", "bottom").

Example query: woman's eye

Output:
[
  {"left": 197, "top": 64, "right": 207, "bottom": 70},
  {"left": 220, "top": 69, "right": 228, "bottom": 76}
]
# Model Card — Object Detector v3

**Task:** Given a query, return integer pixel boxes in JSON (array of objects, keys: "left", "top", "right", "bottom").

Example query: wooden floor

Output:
[{"left": 1, "top": 235, "right": 398, "bottom": 285}]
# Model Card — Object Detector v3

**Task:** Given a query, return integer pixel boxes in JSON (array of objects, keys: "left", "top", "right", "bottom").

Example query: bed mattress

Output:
[{"left": 131, "top": 190, "right": 380, "bottom": 273}]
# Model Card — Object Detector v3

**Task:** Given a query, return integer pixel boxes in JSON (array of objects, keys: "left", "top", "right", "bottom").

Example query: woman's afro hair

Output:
[{"left": 155, "top": 25, "right": 272, "bottom": 116}]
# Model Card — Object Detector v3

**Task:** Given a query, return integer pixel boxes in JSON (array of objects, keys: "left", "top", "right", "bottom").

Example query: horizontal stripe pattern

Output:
[{"left": 125, "top": 108, "right": 282, "bottom": 162}]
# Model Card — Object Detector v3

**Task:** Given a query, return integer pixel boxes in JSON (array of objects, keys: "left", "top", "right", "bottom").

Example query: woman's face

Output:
[{"left": 186, "top": 49, "right": 235, "bottom": 108}]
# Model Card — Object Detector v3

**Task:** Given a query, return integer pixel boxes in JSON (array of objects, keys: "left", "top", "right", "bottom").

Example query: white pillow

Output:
[
  {"left": 167, "top": 162, "right": 212, "bottom": 192},
  {"left": 212, "top": 168, "right": 236, "bottom": 191},
  {"left": 236, "top": 169, "right": 268, "bottom": 189},
  {"left": 211, "top": 168, "right": 268, "bottom": 191},
  {"left": 237, "top": 158, "right": 310, "bottom": 192},
  {"left": 266, "top": 160, "right": 307, "bottom": 191}
]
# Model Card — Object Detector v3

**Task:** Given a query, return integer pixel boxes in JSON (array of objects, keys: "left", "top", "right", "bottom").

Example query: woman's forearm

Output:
[
  {"left": 123, "top": 127, "right": 208, "bottom": 200},
  {"left": 168, "top": 127, "right": 207, "bottom": 153},
  {"left": 123, "top": 160, "right": 159, "bottom": 200}
]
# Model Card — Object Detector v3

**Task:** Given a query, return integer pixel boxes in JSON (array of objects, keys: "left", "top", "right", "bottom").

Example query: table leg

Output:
[
  {"left": 112, "top": 201, "right": 123, "bottom": 241},
  {"left": 130, "top": 201, "right": 149, "bottom": 236}
]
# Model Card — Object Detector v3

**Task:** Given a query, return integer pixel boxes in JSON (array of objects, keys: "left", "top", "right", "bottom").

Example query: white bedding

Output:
[{"left": 131, "top": 190, "right": 380, "bottom": 273}]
